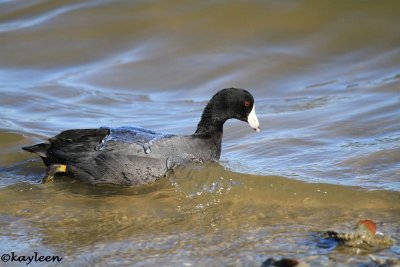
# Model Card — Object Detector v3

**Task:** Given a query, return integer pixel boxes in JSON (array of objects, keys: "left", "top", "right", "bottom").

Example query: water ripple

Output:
[{"left": 0, "top": 1, "right": 106, "bottom": 32}]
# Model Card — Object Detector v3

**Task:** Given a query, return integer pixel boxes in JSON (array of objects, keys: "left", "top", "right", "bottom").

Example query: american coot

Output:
[{"left": 23, "top": 88, "right": 260, "bottom": 185}]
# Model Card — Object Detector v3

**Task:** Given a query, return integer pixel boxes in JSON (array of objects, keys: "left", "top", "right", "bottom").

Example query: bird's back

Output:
[{"left": 24, "top": 127, "right": 221, "bottom": 185}]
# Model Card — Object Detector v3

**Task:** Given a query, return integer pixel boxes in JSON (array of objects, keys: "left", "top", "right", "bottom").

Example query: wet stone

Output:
[{"left": 321, "top": 220, "right": 395, "bottom": 251}]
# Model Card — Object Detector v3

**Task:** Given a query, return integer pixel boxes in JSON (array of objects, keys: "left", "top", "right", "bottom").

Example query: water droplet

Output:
[
  {"left": 166, "top": 158, "right": 173, "bottom": 170},
  {"left": 95, "top": 141, "right": 105, "bottom": 151},
  {"left": 144, "top": 145, "right": 151, "bottom": 154},
  {"left": 95, "top": 137, "right": 109, "bottom": 150}
]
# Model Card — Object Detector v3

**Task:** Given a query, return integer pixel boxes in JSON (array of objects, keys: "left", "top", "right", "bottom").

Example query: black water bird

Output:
[{"left": 23, "top": 88, "right": 260, "bottom": 185}]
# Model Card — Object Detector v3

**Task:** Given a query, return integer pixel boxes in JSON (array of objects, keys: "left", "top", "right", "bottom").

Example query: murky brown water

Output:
[{"left": 1, "top": 1, "right": 399, "bottom": 266}]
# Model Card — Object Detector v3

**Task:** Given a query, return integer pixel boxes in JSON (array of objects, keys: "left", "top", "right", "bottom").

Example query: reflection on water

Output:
[{"left": 1, "top": 0, "right": 400, "bottom": 266}]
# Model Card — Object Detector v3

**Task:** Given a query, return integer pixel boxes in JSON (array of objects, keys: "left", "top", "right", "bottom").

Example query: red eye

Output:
[{"left": 244, "top": 101, "right": 251, "bottom": 108}]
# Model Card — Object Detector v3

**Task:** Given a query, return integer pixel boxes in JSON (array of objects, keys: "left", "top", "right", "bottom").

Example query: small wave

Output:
[{"left": 0, "top": 1, "right": 107, "bottom": 33}]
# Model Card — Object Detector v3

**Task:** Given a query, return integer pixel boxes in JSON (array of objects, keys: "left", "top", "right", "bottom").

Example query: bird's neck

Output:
[{"left": 194, "top": 102, "right": 227, "bottom": 138}]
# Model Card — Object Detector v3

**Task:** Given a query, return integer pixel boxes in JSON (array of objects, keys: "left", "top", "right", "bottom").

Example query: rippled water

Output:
[{"left": 1, "top": 1, "right": 399, "bottom": 266}]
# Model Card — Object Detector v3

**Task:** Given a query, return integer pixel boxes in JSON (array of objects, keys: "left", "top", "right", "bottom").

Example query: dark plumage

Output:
[{"left": 23, "top": 88, "right": 260, "bottom": 185}]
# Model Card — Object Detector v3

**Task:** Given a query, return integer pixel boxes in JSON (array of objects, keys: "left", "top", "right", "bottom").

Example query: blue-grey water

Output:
[{"left": 0, "top": 1, "right": 399, "bottom": 266}]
